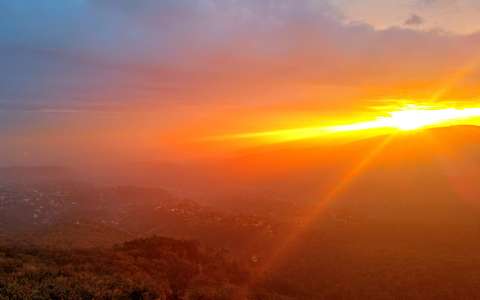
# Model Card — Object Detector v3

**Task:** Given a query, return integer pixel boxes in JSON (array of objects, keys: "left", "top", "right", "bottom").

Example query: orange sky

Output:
[{"left": 2, "top": 1, "right": 480, "bottom": 165}]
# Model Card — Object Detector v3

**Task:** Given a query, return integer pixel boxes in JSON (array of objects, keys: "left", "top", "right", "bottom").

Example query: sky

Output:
[
  {"left": 1, "top": 0, "right": 480, "bottom": 165},
  {"left": 332, "top": 0, "right": 480, "bottom": 34}
]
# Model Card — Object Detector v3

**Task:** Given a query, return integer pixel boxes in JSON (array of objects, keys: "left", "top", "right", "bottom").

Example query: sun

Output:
[
  {"left": 329, "top": 106, "right": 480, "bottom": 133},
  {"left": 388, "top": 109, "right": 454, "bottom": 131}
]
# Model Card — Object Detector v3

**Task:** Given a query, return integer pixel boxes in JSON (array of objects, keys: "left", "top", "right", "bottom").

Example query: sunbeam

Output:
[{"left": 239, "top": 134, "right": 396, "bottom": 296}]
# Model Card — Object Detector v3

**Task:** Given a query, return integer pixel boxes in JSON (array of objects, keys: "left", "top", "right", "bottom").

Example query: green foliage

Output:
[{"left": 0, "top": 236, "right": 263, "bottom": 300}]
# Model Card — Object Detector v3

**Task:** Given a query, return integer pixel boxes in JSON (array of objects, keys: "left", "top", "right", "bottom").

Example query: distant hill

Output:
[
  {"left": 81, "top": 125, "right": 480, "bottom": 216},
  {"left": 0, "top": 166, "right": 75, "bottom": 184},
  {"left": 0, "top": 184, "right": 279, "bottom": 258}
]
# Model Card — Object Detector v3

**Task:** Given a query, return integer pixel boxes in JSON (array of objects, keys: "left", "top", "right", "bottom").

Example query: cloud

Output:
[
  {"left": 415, "top": 0, "right": 459, "bottom": 7},
  {"left": 0, "top": 1, "right": 479, "bottom": 118},
  {"left": 0, "top": 100, "right": 120, "bottom": 113},
  {"left": 416, "top": 0, "right": 440, "bottom": 5},
  {"left": 404, "top": 14, "right": 424, "bottom": 26}
]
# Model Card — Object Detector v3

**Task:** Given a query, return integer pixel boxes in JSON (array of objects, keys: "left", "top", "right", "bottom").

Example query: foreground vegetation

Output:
[{"left": 0, "top": 236, "right": 290, "bottom": 300}]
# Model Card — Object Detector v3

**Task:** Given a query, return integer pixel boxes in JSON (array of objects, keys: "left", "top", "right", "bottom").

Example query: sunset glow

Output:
[
  {"left": 208, "top": 105, "right": 480, "bottom": 144},
  {"left": 329, "top": 106, "right": 480, "bottom": 132}
]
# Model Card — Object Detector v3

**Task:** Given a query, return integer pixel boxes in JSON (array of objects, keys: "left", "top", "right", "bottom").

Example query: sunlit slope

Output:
[
  {"left": 228, "top": 125, "right": 480, "bottom": 178},
  {"left": 225, "top": 125, "right": 480, "bottom": 226},
  {"left": 331, "top": 127, "right": 480, "bottom": 227}
]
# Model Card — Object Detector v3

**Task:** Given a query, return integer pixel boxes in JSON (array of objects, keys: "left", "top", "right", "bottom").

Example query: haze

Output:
[{"left": 2, "top": 1, "right": 480, "bottom": 299}]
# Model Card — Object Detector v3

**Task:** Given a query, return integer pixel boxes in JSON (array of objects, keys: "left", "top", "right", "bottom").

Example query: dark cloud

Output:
[
  {"left": 414, "top": 0, "right": 454, "bottom": 7},
  {"left": 417, "top": 0, "right": 440, "bottom": 5},
  {"left": 404, "top": 14, "right": 424, "bottom": 26}
]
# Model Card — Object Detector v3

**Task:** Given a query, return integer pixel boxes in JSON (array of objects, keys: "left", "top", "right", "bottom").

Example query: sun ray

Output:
[
  {"left": 238, "top": 134, "right": 396, "bottom": 297},
  {"left": 423, "top": 130, "right": 480, "bottom": 209},
  {"left": 431, "top": 57, "right": 480, "bottom": 102}
]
